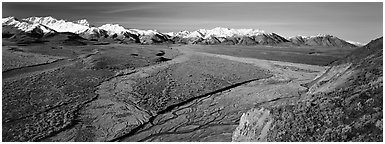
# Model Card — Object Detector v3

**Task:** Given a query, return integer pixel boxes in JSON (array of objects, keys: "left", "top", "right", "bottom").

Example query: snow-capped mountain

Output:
[
  {"left": 23, "top": 16, "right": 89, "bottom": 33},
  {"left": 2, "top": 16, "right": 168, "bottom": 44},
  {"left": 289, "top": 34, "right": 357, "bottom": 47},
  {"left": 78, "top": 27, "right": 108, "bottom": 40},
  {"left": 2, "top": 16, "right": 57, "bottom": 41},
  {"left": 2, "top": 16, "right": 358, "bottom": 47},
  {"left": 2, "top": 16, "right": 55, "bottom": 34},
  {"left": 200, "top": 27, "right": 265, "bottom": 39},
  {"left": 131, "top": 29, "right": 160, "bottom": 36},
  {"left": 166, "top": 27, "right": 265, "bottom": 39},
  {"left": 165, "top": 27, "right": 288, "bottom": 45},
  {"left": 346, "top": 40, "right": 366, "bottom": 47},
  {"left": 183, "top": 30, "right": 205, "bottom": 38},
  {"left": 73, "top": 19, "right": 90, "bottom": 27},
  {"left": 164, "top": 30, "right": 200, "bottom": 38},
  {"left": 97, "top": 24, "right": 127, "bottom": 36},
  {"left": 288, "top": 35, "right": 308, "bottom": 45}
]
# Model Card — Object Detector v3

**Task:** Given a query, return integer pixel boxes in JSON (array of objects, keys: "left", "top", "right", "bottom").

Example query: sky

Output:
[{"left": 2, "top": 2, "right": 383, "bottom": 43}]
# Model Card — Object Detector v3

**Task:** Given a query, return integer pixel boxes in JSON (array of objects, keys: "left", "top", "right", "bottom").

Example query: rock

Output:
[
  {"left": 232, "top": 107, "right": 273, "bottom": 142},
  {"left": 156, "top": 50, "right": 165, "bottom": 56},
  {"left": 152, "top": 57, "right": 171, "bottom": 63}
]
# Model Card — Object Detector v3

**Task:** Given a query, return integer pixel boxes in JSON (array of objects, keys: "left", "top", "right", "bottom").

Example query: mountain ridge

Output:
[{"left": 2, "top": 16, "right": 358, "bottom": 47}]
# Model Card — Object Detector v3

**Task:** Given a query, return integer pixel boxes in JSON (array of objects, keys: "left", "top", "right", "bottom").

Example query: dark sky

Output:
[{"left": 2, "top": 2, "right": 383, "bottom": 43}]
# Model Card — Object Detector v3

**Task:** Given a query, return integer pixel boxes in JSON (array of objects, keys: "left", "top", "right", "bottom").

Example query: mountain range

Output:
[{"left": 2, "top": 16, "right": 360, "bottom": 47}]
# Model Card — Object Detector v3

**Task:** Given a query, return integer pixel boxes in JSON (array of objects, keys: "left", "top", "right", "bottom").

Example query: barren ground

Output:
[
  {"left": 41, "top": 45, "right": 327, "bottom": 142},
  {"left": 183, "top": 45, "right": 355, "bottom": 66},
  {"left": 2, "top": 46, "right": 65, "bottom": 72},
  {"left": 3, "top": 42, "right": 351, "bottom": 142}
]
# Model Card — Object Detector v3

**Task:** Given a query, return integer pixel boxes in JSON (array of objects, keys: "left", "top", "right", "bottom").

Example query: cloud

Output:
[
  {"left": 100, "top": 6, "right": 149, "bottom": 14},
  {"left": 99, "top": 3, "right": 164, "bottom": 14}
]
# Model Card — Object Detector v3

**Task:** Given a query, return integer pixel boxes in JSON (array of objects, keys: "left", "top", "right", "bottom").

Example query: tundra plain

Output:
[{"left": 2, "top": 39, "right": 361, "bottom": 142}]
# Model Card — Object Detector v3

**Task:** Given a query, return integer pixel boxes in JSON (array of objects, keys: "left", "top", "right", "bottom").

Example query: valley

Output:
[
  {"left": 1, "top": 14, "right": 382, "bottom": 142},
  {"left": 2, "top": 38, "right": 360, "bottom": 141}
]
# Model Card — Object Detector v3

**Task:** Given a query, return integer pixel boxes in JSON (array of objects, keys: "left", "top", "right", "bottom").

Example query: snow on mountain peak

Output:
[
  {"left": 164, "top": 30, "right": 191, "bottom": 37},
  {"left": 3, "top": 16, "right": 168, "bottom": 38},
  {"left": 2, "top": 16, "right": 17, "bottom": 25},
  {"left": 175, "top": 27, "right": 265, "bottom": 39},
  {"left": 288, "top": 35, "right": 310, "bottom": 40},
  {"left": 73, "top": 19, "right": 90, "bottom": 27},
  {"left": 2, "top": 15, "right": 356, "bottom": 47},
  {"left": 98, "top": 24, "right": 128, "bottom": 35},
  {"left": 186, "top": 30, "right": 205, "bottom": 38},
  {"left": 23, "top": 16, "right": 89, "bottom": 33},
  {"left": 347, "top": 40, "right": 366, "bottom": 46},
  {"left": 289, "top": 34, "right": 335, "bottom": 40},
  {"left": 24, "top": 16, "right": 57, "bottom": 24},
  {"left": 2, "top": 16, "right": 38, "bottom": 32},
  {"left": 196, "top": 27, "right": 265, "bottom": 39},
  {"left": 164, "top": 32, "right": 176, "bottom": 37},
  {"left": 2, "top": 16, "right": 57, "bottom": 34},
  {"left": 129, "top": 29, "right": 160, "bottom": 36},
  {"left": 203, "top": 27, "right": 232, "bottom": 38},
  {"left": 311, "top": 34, "right": 333, "bottom": 38}
]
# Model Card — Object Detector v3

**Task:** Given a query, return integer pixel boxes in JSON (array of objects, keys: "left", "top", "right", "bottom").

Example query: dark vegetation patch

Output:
[
  {"left": 152, "top": 57, "right": 171, "bottom": 63},
  {"left": 134, "top": 55, "right": 272, "bottom": 112},
  {"left": 85, "top": 45, "right": 179, "bottom": 70},
  {"left": 14, "top": 39, "right": 49, "bottom": 45},
  {"left": 92, "top": 42, "right": 110, "bottom": 45},
  {"left": 62, "top": 39, "right": 87, "bottom": 46},
  {"left": 3, "top": 33, "right": 15, "bottom": 38},
  {"left": 51, "top": 46, "right": 62, "bottom": 49},
  {"left": 273, "top": 64, "right": 320, "bottom": 73},
  {"left": 2, "top": 39, "right": 19, "bottom": 46},
  {"left": 8, "top": 47, "right": 24, "bottom": 52},
  {"left": 266, "top": 37, "right": 383, "bottom": 142},
  {"left": 12, "top": 44, "right": 86, "bottom": 58},
  {"left": 268, "top": 74, "right": 382, "bottom": 141},
  {"left": 186, "top": 45, "right": 355, "bottom": 66},
  {"left": 7, "top": 33, "right": 91, "bottom": 47},
  {"left": 155, "top": 50, "right": 165, "bottom": 56},
  {"left": 2, "top": 46, "right": 67, "bottom": 73},
  {"left": 17, "top": 43, "right": 29, "bottom": 46}
]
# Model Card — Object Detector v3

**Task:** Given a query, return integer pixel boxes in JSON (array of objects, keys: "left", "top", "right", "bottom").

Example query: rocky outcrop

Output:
[
  {"left": 232, "top": 108, "right": 273, "bottom": 142},
  {"left": 289, "top": 36, "right": 307, "bottom": 45},
  {"left": 238, "top": 36, "right": 256, "bottom": 45}
]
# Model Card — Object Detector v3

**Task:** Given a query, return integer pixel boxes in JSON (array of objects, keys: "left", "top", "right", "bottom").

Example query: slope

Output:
[{"left": 233, "top": 37, "right": 383, "bottom": 142}]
